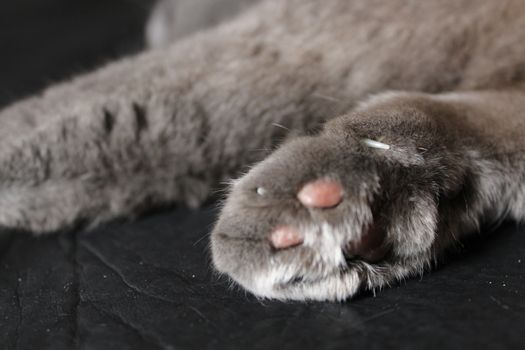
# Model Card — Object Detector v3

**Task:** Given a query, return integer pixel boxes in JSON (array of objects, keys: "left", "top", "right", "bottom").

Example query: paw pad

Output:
[
  {"left": 270, "top": 225, "right": 304, "bottom": 249},
  {"left": 297, "top": 179, "right": 343, "bottom": 208}
]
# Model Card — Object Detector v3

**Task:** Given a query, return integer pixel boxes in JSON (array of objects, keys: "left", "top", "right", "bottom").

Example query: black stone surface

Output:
[{"left": 0, "top": 1, "right": 524, "bottom": 349}]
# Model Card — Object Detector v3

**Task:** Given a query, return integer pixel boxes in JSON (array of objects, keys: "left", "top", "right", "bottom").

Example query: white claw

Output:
[
  {"left": 257, "top": 187, "right": 267, "bottom": 196},
  {"left": 361, "top": 138, "right": 391, "bottom": 150}
]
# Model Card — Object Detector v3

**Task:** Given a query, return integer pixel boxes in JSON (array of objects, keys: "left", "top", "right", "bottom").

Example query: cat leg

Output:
[
  {"left": 211, "top": 87, "right": 525, "bottom": 301},
  {"left": 0, "top": 80, "right": 317, "bottom": 234},
  {"left": 0, "top": 17, "right": 335, "bottom": 233}
]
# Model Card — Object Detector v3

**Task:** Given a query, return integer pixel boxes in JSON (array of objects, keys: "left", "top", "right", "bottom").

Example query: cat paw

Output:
[{"left": 211, "top": 108, "right": 465, "bottom": 301}]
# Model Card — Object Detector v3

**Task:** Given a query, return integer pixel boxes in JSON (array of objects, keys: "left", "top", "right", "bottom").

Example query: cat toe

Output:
[
  {"left": 297, "top": 178, "right": 344, "bottom": 208},
  {"left": 270, "top": 225, "right": 304, "bottom": 249}
]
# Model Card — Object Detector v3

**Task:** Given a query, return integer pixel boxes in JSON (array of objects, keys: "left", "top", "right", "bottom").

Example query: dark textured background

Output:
[{"left": 0, "top": 1, "right": 524, "bottom": 349}]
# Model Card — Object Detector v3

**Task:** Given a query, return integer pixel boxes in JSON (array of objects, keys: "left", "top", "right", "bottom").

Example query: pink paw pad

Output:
[
  {"left": 270, "top": 225, "right": 304, "bottom": 249},
  {"left": 297, "top": 179, "right": 343, "bottom": 208}
]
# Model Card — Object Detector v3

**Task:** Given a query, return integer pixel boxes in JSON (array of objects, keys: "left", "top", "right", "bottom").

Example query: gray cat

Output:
[{"left": 2, "top": 0, "right": 525, "bottom": 301}]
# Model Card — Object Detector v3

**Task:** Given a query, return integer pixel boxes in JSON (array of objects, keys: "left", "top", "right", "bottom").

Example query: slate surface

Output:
[{"left": 0, "top": 1, "right": 524, "bottom": 349}]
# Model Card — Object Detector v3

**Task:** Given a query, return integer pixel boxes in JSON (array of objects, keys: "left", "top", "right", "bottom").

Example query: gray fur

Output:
[
  {"left": 146, "top": 0, "right": 258, "bottom": 48},
  {"left": 2, "top": 0, "right": 525, "bottom": 301}
]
